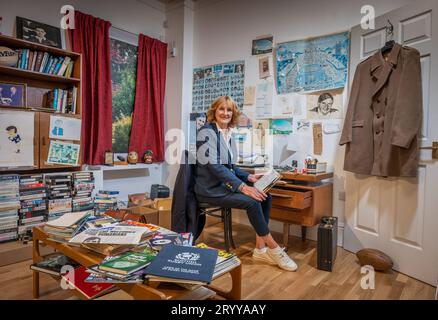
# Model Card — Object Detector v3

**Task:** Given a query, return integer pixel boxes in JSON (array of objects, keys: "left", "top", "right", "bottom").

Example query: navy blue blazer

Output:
[{"left": 194, "top": 122, "right": 249, "bottom": 198}]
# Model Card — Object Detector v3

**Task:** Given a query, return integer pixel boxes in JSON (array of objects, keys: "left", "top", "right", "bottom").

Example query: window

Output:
[{"left": 110, "top": 29, "right": 138, "bottom": 153}]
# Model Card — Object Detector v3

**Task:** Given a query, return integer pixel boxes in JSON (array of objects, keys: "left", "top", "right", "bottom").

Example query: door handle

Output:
[{"left": 420, "top": 141, "right": 438, "bottom": 159}]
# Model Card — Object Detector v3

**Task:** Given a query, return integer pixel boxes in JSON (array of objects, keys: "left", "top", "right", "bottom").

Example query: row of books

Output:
[
  {"left": 0, "top": 175, "right": 20, "bottom": 243},
  {"left": 42, "top": 87, "right": 78, "bottom": 114},
  {"left": 16, "top": 49, "right": 74, "bottom": 78}
]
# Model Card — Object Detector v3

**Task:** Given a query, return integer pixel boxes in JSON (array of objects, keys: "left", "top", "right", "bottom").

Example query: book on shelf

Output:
[
  {"left": 14, "top": 48, "right": 75, "bottom": 78},
  {"left": 42, "top": 87, "right": 78, "bottom": 114},
  {"left": 144, "top": 244, "right": 218, "bottom": 285}
]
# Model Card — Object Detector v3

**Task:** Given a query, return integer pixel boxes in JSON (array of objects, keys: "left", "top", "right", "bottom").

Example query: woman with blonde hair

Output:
[{"left": 194, "top": 96, "right": 297, "bottom": 271}]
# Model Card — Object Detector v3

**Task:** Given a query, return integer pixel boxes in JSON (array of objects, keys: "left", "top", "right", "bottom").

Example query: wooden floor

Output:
[{"left": 0, "top": 222, "right": 435, "bottom": 300}]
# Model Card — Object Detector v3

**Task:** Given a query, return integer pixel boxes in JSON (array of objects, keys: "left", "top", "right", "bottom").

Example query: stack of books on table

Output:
[
  {"left": 94, "top": 190, "right": 118, "bottom": 215},
  {"left": 0, "top": 174, "right": 20, "bottom": 243},
  {"left": 44, "top": 173, "right": 73, "bottom": 221},
  {"left": 85, "top": 251, "right": 157, "bottom": 283},
  {"left": 144, "top": 244, "right": 218, "bottom": 286},
  {"left": 18, "top": 174, "right": 47, "bottom": 238},
  {"left": 196, "top": 243, "right": 241, "bottom": 278},
  {"left": 44, "top": 210, "right": 93, "bottom": 244},
  {"left": 72, "top": 172, "right": 95, "bottom": 212}
]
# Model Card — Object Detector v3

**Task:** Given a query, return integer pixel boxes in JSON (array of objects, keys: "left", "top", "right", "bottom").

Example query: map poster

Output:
[
  {"left": 192, "top": 60, "right": 245, "bottom": 112},
  {"left": 276, "top": 31, "right": 350, "bottom": 94}
]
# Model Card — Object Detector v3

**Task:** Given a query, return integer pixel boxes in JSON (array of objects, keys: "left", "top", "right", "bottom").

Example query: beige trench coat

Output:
[{"left": 340, "top": 43, "right": 422, "bottom": 177}]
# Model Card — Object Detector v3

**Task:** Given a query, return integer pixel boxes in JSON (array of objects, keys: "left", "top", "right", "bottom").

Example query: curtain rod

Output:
[{"left": 110, "top": 25, "right": 166, "bottom": 43}]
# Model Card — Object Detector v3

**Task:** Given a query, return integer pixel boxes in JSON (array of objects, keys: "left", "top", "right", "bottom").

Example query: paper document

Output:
[
  {"left": 69, "top": 225, "right": 153, "bottom": 245},
  {"left": 254, "top": 170, "right": 281, "bottom": 192}
]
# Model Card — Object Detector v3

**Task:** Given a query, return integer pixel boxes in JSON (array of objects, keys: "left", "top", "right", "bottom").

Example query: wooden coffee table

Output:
[{"left": 32, "top": 227, "right": 242, "bottom": 300}]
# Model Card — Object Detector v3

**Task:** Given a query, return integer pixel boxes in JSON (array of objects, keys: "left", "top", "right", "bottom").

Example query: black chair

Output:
[{"left": 198, "top": 202, "right": 235, "bottom": 252}]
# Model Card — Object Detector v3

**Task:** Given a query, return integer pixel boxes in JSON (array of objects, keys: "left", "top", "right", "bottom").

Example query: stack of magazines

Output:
[
  {"left": 18, "top": 174, "right": 47, "bottom": 238},
  {"left": 44, "top": 210, "right": 93, "bottom": 243},
  {"left": 196, "top": 242, "right": 241, "bottom": 278},
  {"left": 0, "top": 174, "right": 20, "bottom": 242}
]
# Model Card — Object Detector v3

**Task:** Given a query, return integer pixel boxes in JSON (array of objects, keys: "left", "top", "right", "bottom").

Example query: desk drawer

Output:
[{"left": 269, "top": 187, "right": 312, "bottom": 209}]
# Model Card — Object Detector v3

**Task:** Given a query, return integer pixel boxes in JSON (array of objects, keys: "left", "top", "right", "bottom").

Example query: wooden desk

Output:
[
  {"left": 237, "top": 167, "right": 334, "bottom": 249},
  {"left": 271, "top": 172, "right": 333, "bottom": 249},
  {"left": 32, "top": 227, "right": 242, "bottom": 300}
]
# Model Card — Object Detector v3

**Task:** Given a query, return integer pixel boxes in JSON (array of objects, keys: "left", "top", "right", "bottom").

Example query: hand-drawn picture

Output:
[
  {"left": 252, "top": 36, "right": 273, "bottom": 55},
  {"left": 307, "top": 90, "right": 343, "bottom": 119},
  {"left": 0, "top": 110, "right": 34, "bottom": 167},
  {"left": 49, "top": 115, "right": 81, "bottom": 141},
  {"left": 51, "top": 118, "right": 64, "bottom": 137},
  {"left": 276, "top": 31, "right": 349, "bottom": 93},
  {"left": 296, "top": 120, "right": 311, "bottom": 132},
  {"left": 16, "top": 16, "right": 62, "bottom": 48},
  {"left": 0, "top": 82, "right": 26, "bottom": 107},
  {"left": 6, "top": 125, "right": 22, "bottom": 153},
  {"left": 47, "top": 140, "right": 80, "bottom": 166}
]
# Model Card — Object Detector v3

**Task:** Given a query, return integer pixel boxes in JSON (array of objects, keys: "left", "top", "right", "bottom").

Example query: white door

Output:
[{"left": 344, "top": 0, "right": 438, "bottom": 286}]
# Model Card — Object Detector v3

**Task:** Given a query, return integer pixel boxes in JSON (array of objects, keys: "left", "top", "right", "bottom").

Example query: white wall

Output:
[{"left": 192, "top": 0, "right": 416, "bottom": 241}]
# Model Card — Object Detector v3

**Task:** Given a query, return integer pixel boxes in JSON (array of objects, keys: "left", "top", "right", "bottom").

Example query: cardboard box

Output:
[
  {"left": 128, "top": 193, "right": 152, "bottom": 207},
  {"left": 125, "top": 206, "right": 159, "bottom": 225},
  {"left": 153, "top": 197, "right": 172, "bottom": 229}
]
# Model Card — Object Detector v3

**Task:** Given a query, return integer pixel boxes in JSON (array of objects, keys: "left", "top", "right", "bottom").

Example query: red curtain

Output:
[
  {"left": 129, "top": 34, "right": 168, "bottom": 162},
  {"left": 68, "top": 11, "right": 112, "bottom": 165}
]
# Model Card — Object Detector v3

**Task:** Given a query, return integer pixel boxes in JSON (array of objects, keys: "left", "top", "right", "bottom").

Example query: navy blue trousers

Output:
[{"left": 197, "top": 193, "right": 272, "bottom": 237}]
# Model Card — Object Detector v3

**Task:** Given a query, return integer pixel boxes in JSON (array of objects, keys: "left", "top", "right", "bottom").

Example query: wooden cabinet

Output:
[
  {"left": 270, "top": 173, "right": 333, "bottom": 249},
  {"left": 0, "top": 34, "right": 82, "bottom": 172}
]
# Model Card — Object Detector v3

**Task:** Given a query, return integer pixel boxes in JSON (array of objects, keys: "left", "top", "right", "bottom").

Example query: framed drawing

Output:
[{"left": 16, "top": 16, "right": 62, "bottom": 48}]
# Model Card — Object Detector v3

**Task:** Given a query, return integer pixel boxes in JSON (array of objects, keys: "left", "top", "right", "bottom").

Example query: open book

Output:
[{"left": 253, "top": 169, "right": 281, "bottom": 193}]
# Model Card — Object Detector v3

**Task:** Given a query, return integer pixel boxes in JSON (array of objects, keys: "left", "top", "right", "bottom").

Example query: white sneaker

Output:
[
  {"left": 267, "top": 247, "right": 298, "bottom": 271},
  {"left": 252, "top": 247, "right": 276, "bottom": 265}
]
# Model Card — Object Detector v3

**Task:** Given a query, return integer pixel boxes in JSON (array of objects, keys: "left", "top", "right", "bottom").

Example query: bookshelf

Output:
[{"left": 0, "top": 34, "right": 83, "bottom": 171}]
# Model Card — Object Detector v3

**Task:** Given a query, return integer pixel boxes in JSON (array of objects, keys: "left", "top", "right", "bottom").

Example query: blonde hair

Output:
[{"left": 206, "top": 96, "right": 241, "bottom": 128}]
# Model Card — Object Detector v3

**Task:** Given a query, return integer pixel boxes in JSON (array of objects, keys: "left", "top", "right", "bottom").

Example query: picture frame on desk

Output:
[
  {"left": 0, "top": 81, "right": 26, "bottom": 107},
  {"left": 16, "top": 16, "right": 62, "bottom": 49}
]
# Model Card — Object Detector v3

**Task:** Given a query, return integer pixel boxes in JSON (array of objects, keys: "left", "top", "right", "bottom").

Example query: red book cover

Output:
[{"left": 62, "top": 266, "right": 115, "bottom": 299}]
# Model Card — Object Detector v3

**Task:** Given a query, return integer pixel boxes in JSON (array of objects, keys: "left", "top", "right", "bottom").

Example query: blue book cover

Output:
[{"left": 145, "top": 244, "right": 218, "bottom": 284}]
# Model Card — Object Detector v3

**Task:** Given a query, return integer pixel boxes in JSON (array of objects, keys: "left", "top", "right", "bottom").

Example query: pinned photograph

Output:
[
  {"left": 252, "top": 36, "right": 273, "bottom": 55},
  {"left": 307, "top": 90, "right": 343, "bottom": 119},
  {"left": 259, "top": 56, "right": 270, "bottom": 79},
  {"left": 16, "top": 16, "right": 62, "bottom": 48},
  {"left": 269, "top": 118, "right": 293, "bottom": 135}
]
